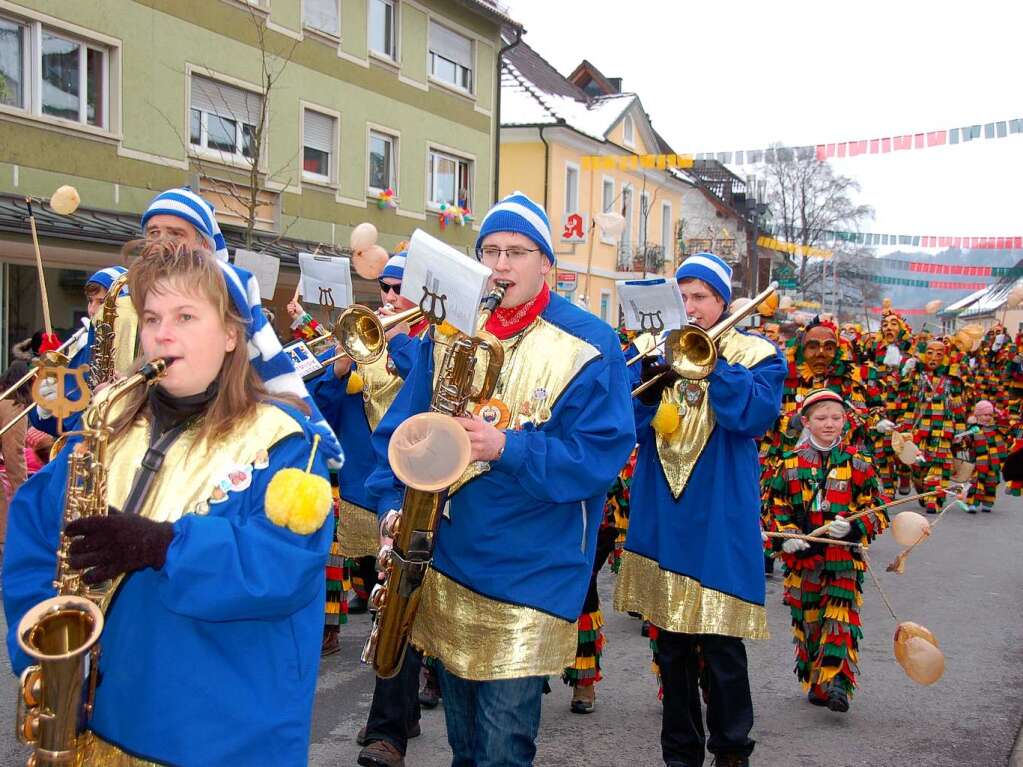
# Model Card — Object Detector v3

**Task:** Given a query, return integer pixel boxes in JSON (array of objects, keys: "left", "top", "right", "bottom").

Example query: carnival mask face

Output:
[
  {"left": 882, "top": 314, "right": 902, "bottom": 344},
  {"left": 974, "top": 407, "right": 995, "bottom": 426},
  {"left": 802, "top": 326, "right": 839, "bottom": 376},
  {"left": 840, "top": 323, "right": 858, "bottom": 342},
  {"left": 923, "top": 340, "right": 946, "bottom": 371},
  {"left": 763, "top": 323, "right": 780, "bottom": 343}
]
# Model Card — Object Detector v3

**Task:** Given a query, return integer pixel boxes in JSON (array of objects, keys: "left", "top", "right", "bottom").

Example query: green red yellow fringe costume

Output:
[{"left": 768, "top": 444, "right": 889, "bottom": 699}]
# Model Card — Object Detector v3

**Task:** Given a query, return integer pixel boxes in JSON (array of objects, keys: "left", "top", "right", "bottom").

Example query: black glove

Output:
[
  {"left": 637, "top": 358, "right": 680, "bottom": 406},
  {"left": 67, "top": 510, "right": 175, "bottom": 585}
]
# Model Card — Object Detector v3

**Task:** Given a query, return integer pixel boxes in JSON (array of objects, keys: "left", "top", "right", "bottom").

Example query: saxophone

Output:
[
  {"left": 362, "top": 284, "right": 507, "bottom": 678},
  {"left": 15, "top": 358, "right": 168, "bottom": 767},
  {"left": 89, "top": 272, "right": 136, "bottom": 388}
]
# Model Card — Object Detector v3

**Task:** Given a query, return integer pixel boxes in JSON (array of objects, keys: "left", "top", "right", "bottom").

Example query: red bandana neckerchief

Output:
[
  {"left": 485, "top": 282, "right": 550, "bottom": 340},
  {"left": 408, "top": 317, "right": 430, "bottom": 338}
]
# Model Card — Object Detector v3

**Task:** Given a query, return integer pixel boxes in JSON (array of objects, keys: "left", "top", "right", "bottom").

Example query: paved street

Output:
[{"left": 2, "top": 492, "right": 1022, "bottom": 766}]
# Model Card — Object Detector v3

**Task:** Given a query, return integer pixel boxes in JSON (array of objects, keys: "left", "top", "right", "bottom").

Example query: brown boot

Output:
[
  {"left": 357, "top": 739, "right": 405, "bottom": 767},
  {"left": 570, "top": 683, "right": 595, "bottom": 714},
  {"left": 320, "top": 627, "right": 341, "bottom": 657}
]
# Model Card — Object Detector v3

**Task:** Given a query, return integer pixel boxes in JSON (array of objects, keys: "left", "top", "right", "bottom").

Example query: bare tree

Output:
[
  {"left": 800, "top": 245, "right": 882, "bottom": 322},
  {"left": 762, "top": 151, "right": 873, "bottom": 297}
]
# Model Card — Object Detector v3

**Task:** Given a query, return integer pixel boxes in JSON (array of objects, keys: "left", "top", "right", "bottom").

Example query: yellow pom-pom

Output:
[
  {"left": 265, "top": 468, "right": 332, "bottom": 535},
  {"left": 346, "top": 371, "right": 364, "bottom": 394},
  {"left": 651, "top": 402, "right": 681, "bottom": 435},
  {"left": 437, "top": 321, "right": 459, "bottom": 337}
]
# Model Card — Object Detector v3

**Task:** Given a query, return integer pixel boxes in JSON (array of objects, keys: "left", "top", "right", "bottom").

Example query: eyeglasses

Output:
[
  {"left": 378, "top": 280, "right": 401, "bottom": 293},
  {"left": 475, "top": 246, "right": 540, "bottom": 262}
]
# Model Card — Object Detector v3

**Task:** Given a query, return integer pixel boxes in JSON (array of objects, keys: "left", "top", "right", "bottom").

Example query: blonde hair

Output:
[{"left": 110, "top": 239, "right": 306, "bottom": 445}]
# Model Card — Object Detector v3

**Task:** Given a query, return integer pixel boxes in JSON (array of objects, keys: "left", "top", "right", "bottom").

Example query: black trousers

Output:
[
  {"left": 364, "top": 646, "right": 422, "bottom": 755},
  {"left": 656, "top": 630, "right": 755, "bottom": 767}
]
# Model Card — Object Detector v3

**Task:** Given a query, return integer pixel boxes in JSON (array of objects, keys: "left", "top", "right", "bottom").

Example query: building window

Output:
[
  {"left": 429, "top": 21, "right": 472, "bottom": 92},
  {"left": 190, "top": 74, "right": 262, "bottom": 161},
  {"left": 369, "top": 129, "right": 397, "bottom": 192},
  {"left": 565, "top": 164, "right": 579, "bottom": 214},
  {"left": 428, "top": 149, "right": 471, "bottom": 209},
  {"left": 600, "top": 177, "right": 615, "bottom": 243},
  {"left": 369, "top": 0, "right": 396, "bottom": 60},
  {"left": 0, "top": 14, "right": 111, "bottom": 129},
  {"left": 600, "top": 290, "right": 611, "bottom": 323},
  {"left": 639, "top": 192, "right": 649, "bottom": 245},
  {"left": 661, "top": 201, "right": 672, "bottom": 258},
  {"left": 621, "top": 185, "right": 633, "bottom": 249},
  {"left": 303, "top": 108, "right": 336, "bottom": 183},
  {"left": 304, "top": 0, "right": 340, "bottom": 37},
  {"left": 623, "top": 114, "right": 634, "bottom": 147}
]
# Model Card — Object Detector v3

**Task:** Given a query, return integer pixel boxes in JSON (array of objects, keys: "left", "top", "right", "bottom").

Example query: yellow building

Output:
[{"left": 498, "top": 44, "right": 691, "bottom": 324}]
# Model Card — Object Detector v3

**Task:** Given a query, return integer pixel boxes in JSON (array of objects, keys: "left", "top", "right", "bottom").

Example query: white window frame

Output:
[
  {"left": 301, "top": 104, "right": 338, "bottom": 187},
  {"left": 0, "top": 11, "right": 114, "bottom": 135},
  {"left": 599, "top": 288, "right": 612, "bottom": 323},
  {"left": 188, "top": 71, "right": 264, "bottom": 167},
  {"left": 302, "top": 0, "right": 340, "bottom": 39},
  {"left": 564, "top": 161, "right": 580, "bottom": 215},
  {"left": 600, "top": 176, "right": 615, "bottom": 244},
  {"left": 427, "top": 146, "right": 473, "bottom": 211},
  {"left": 368, "top": 0, "right": 398, "bottom": 62},
  {"left": 622, "top": 114, "right": 635, "bottom": 148},
  {"left": 639, "top": 191, "right": 650, "bottom": 246},
  {"left": 661, "top": 200, "right": 672, "bottom": 259},
  {"left": 428, "top": 20, "right": 473, "bottom": 95},
  {"left": 621, "top": 183, "right": 633, "bottom": 249},
  {"left": 367, "top": 125, "right": 399, "bottom": 196}
]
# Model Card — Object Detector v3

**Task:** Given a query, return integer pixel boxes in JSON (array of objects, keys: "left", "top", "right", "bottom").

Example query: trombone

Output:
[
  {"left": 0, "top": 326, "right": 89, "bottom": 439},
  {"left": 632, "top": 282, "right": 778, "bottom": 398},
  {"left": 315, "top": 304, "right": 425, "bottom": 368}
]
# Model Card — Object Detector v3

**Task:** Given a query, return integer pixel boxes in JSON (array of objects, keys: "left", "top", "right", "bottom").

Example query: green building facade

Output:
[{"left": 0, "top": 0, "right": 514, "bottom": 359}]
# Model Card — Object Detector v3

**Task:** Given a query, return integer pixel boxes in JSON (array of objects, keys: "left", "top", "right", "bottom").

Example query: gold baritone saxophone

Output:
[
  {"left": 89, "top": 272, "right": 136, "bottom": 388},
  {"left": 15, "top": 359, "right": 169, "bottom": 767},
  {"left": 362, "top": 284, "right": 507, "bottom": 678}
]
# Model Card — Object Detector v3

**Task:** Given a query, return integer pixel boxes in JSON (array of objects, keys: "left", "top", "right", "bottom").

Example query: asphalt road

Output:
[{"left": 2, "top": 491, "right": 1022, "bottom": 767}]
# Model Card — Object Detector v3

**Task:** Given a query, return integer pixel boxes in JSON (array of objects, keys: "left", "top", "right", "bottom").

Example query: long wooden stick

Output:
[
  {"left": 765, "top": 531, "right": 860, "bottom": 548},
  {"left": 806, "top": 488, "right": 949, "bottom": 538},
  {"left": 26, "top": 198, "right": 53, "bottom": 336}
]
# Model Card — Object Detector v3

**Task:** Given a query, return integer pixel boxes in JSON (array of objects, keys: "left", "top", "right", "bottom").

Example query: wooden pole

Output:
[{"left": 26, "top": 198, "right": 53, "bottom": 337}]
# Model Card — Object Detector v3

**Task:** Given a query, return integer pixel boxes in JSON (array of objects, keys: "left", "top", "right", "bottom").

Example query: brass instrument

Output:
[
  {"left": 16, "top": 358, "right": 169, "bottom": 767},
  {"left": 362, "top": 285, "right": 507, "bottom": 678},
  {"left": 89, "top": 272, "right": 137, "bottom": 388},
  {"left": 0, "top": 327, "right": 89, "bottom": 440},
  {"left": 316, "top": 305, "right": 425, "bottom": 368},
  {"left": 632, "top": 282, "right": 778, "bottom": 398}
]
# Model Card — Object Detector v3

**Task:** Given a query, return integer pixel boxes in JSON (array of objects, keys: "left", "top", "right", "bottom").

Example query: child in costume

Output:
[
  {"left": 956, "top": 400, "right": 1009, "bottom": 513},
  {"left": 768, "top": 389, "right": 889, "bottom": 714}
]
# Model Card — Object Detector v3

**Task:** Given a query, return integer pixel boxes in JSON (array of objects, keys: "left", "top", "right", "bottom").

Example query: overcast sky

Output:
[{"left": 503, "top": 0, "right": 1021, "bottom": 251}]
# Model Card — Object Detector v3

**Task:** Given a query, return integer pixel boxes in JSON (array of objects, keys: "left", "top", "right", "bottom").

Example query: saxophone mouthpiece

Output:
[{"left": 141, "top": 357, "right": 174, "bottom": 380}]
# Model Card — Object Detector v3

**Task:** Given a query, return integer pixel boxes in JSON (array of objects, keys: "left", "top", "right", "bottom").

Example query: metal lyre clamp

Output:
[
  {"left": 639, "top": 310, "right": 665, "bottom": 335},
  {"left": 419, "top": 284, "right": 448, "bottom": 325}
]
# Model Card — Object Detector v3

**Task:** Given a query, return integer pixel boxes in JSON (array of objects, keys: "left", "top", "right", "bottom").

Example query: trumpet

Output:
[
  {"left": 316, "top": 305, "right": 425, "bottom": 368},
  {"left": 632, "top": 282, "right": 778, "bottom": 398},
  {"left": 0, "top": 326, "right": 89, "bottom": 440}
]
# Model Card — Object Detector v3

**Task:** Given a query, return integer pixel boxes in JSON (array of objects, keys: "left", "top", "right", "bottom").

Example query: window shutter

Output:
[
  {"left": 191, "top": 74, "right": 262, "bottom": 127},
  {"left": 304, "top": 110, "right": 334, "bottom": 154},
  {"left": 429, "top": 21, "right": 472, "bottom": 69}
]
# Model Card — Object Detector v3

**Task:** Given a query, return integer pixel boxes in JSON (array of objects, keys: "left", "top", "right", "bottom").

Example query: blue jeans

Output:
[{"left": 435, "top": 663, "right": 545, "bottom": 767}]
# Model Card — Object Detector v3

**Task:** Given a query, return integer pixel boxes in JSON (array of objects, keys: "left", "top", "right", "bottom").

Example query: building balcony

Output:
[{"left": 617, "top": 242, "right": 667, "bottom": 274}]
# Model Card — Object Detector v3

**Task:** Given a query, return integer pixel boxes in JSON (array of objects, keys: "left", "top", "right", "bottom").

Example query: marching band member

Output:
[
  {"left": 767, "top": 389, "right": 889, "bottom": 713},
  {"left": 307, "top": 251, "right": 431, "bottom": 767},
  {"left": 367, "top": 193, "right": 635, "bottom": 766},
  {"left": 140, "top": 187, "right": 230, "bottom": 258},
  {"left": 616, "top": 252, "right": 785, "bottom": 767},
  {"left": 29, "top": 266, "right": 126, "bottom": 437},
  {"left": 3, "top": 239, "right": 340, "bottom": 766}
]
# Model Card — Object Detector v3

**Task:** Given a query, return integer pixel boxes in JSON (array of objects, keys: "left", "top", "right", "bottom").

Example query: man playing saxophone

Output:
[
  {"left": 3, "top": 239, "right": 339, "bottom": 766},
  {"left": 366, "top": 193, "right": 635, "bottom": 766}
]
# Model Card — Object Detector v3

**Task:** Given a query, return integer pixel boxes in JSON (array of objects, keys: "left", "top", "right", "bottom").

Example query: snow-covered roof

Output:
[
  {"left": 958, "top": 278, "right": 1023, "bottom": 318},
  {"left": 500, "top": 58, "right": 635, "bottom": 142},
  {"left": 938, "top": 286, "right": 989, "bottom": 317}
]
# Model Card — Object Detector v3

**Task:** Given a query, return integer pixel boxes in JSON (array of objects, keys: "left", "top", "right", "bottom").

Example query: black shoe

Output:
[
  {"left": 641, "top": 620, "right": 651, "bottom": 637},
  {"left": 826, "top": 686, "right": 849, "bottom": 713},
  {"left": 712, "top": 755, "right": 750, "bottom": 767},
  {"left": 349, "top": 595, "right": 368, "bottom": 614},
  {"left": 807, "top": 686, "right": 828, "bottom": 707},
  {"left": 408, "top": 721, "right": 421, "bottom": 739},
  {"left": 419, "top": 666, "right": 441, "bottom": 708}
]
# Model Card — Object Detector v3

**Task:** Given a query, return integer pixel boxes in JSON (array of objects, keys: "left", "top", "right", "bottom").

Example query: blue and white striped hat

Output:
[
  {"left": 216, "top": 260, "right": 344, "bottom": 467},
  {"left": 381, "top": 252, "right": 406, "bottom": 281},
  {"left": 142, "top": 188, "right": 229, "bottom": 261},
  {"left": 675, "top": 252, "right": 732, "bottom": 304},
  {"left": 87, "top": 265, "right": 128, "bottom": 294},
  {"left": 475, "top": 192, "right": 554, "bottom": 264}
]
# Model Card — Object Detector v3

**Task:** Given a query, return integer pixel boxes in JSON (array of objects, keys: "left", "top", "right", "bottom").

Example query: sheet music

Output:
[
  {"left": 299, "top": 253, "right": 353, "bottom": 310},
  {"left": 401, "top": 229, "right": 491, "bottom": 336},
  {"left": 233, "top": 249, "right": 281, "bottom": 300},
  {"left": 616, "top": 277, "right": 687, "bottom": 333}
]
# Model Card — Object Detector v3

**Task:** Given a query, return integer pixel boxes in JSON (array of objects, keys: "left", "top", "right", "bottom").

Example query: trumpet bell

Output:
[
  {"left": 668, "top": 326, "right": 718, "bottom": 380},
  {"left": 334, "top": 305, "right": 386, "bottom": 365},
  {"left": 388, "top": 412, "right": 472, "bottom": 492}
]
